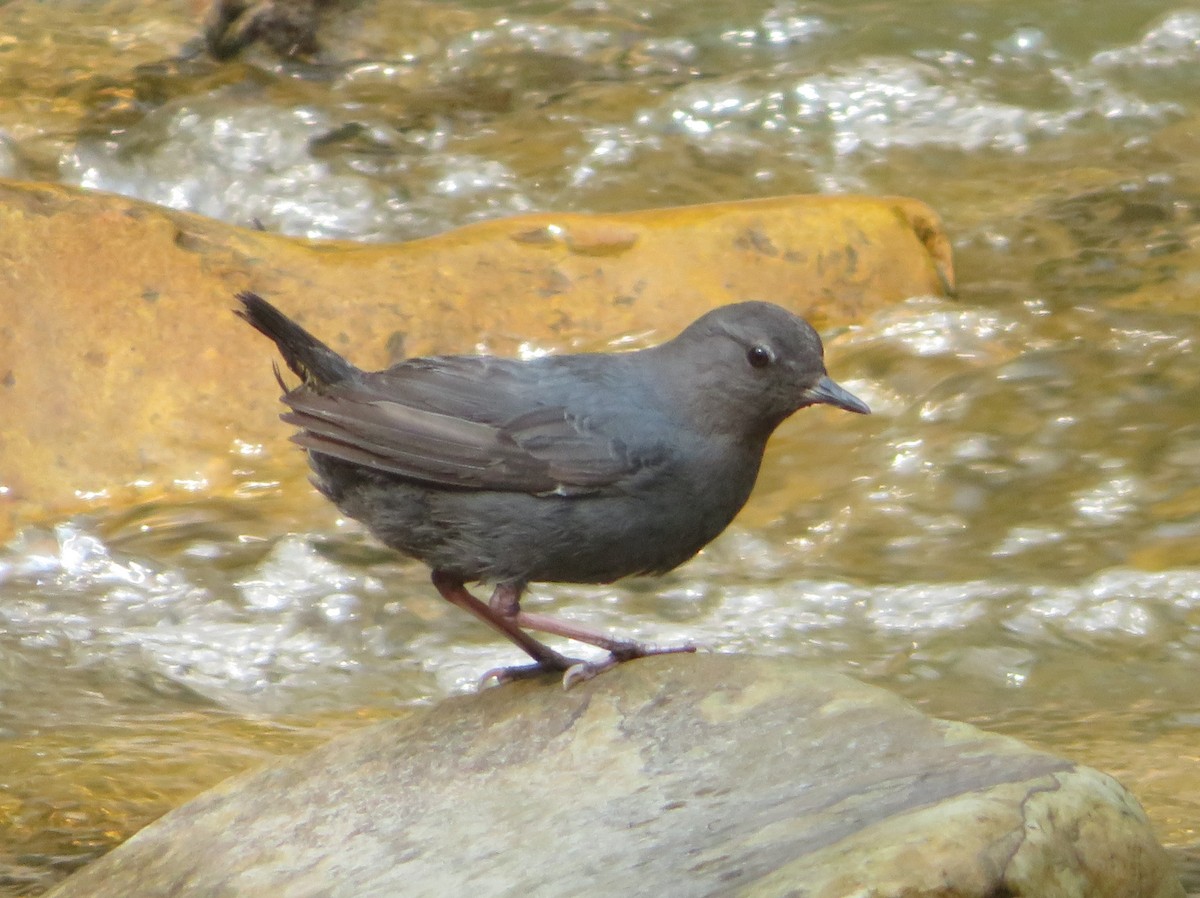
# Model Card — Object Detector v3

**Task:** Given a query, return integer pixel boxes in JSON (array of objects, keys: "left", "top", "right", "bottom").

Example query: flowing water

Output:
[{"left": 1, "top": 0, "right": 1198, "bottom": 892}]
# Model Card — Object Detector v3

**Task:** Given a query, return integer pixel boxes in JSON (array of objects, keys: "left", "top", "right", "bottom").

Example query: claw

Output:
[
  {"left": 480, "top": 659, "right": 582, "bottom": 688},
  {"left": 561, "top": 642, "right": 698, "bottom": 689},
  {"left": 561, "top": 658, "right": 614, "bottom": 689}
]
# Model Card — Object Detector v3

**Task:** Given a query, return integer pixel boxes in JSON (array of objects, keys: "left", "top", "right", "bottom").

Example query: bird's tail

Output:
[{"left": 235, "top": 292, "right": 358, "bottom": 389}]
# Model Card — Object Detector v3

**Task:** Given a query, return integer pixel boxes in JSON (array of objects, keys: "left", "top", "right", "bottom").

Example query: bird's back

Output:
[{"left": 298, "top": 349, "right": 767, "bottom": 584}]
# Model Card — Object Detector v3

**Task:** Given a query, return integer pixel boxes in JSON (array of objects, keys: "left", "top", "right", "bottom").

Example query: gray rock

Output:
[{"left": 47, "top": 655, "right": 1183, "bottom": 898}]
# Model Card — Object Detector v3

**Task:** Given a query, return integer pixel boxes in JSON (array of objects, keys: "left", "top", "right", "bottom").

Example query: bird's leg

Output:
[
  {"left": 488, "top": 581, "right": 521, "bottom": 617},
  {"left": 504, "top": 602, "right": 696, "bottom": 686},
  {"left": 491, "top": 583, "right": 693, "bottom": 659},
  {"left": 512, "top": 610, "right": 689, "bottom": 658},
  {"left": 431, "top": 572, "right": 578, "bottom": 683},
  {"left": 450, "top": 576, "right": 695, "bottom": 688}
]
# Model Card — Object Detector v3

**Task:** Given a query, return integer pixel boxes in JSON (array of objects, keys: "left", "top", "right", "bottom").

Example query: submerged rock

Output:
[{"left": 45, "top": 654, "right": 1182, "bottom": 898}]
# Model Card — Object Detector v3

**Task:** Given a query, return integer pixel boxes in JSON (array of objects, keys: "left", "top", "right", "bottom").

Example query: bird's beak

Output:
[{"left": 803, "top": 375, "right": 871, "bottom": 415}]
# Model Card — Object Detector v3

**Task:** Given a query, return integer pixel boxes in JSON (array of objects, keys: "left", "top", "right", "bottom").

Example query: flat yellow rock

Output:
[{"left": 0, "top": 180, "right": 954, "bottom": 536}]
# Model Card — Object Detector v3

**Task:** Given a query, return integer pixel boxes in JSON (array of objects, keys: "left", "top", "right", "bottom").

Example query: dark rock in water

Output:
[
  {"left": 45, "top": 655, "right": 1183, "bottom": 898},
  {"left": 204, "top": 0, "right": 330, "bottom": 60}
]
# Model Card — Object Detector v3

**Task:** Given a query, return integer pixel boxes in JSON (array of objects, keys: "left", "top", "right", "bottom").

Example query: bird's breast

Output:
[{"left": 526, "top": 439, "right": 765, "bottom": 582}]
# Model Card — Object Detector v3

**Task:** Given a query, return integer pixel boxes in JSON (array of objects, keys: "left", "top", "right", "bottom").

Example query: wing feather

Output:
[{"left": 278, "top": 356, "right": 645, "bottom": 494}]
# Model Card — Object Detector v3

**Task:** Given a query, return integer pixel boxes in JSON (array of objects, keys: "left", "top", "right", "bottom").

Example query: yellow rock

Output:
[{"left": 0, "top": 179, "right": 954, "bottom": 536}]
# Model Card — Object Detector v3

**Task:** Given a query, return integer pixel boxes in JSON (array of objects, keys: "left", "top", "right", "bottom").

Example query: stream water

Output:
[{"left": 1, "top": 0, "right": 1198, "bottom": 892}]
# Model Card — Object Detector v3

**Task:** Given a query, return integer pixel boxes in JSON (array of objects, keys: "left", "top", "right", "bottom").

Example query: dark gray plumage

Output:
[{"left": 236, "top": 292, "right": 869, "bottom": 684}]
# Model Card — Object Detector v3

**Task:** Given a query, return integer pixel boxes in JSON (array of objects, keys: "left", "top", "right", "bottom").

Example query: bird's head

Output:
[{"left": 658, "top": 301, "right": 870, "bottom": 441}]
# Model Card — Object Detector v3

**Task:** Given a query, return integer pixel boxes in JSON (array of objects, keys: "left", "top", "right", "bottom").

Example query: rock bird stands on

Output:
[{"left": 236, "top": 293, "right": 869, "bottom": 685}]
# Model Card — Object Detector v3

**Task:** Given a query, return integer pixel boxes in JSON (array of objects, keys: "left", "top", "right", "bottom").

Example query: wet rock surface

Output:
[{"left": 46, "top": 654, "right": 1183, "bottom": 898}]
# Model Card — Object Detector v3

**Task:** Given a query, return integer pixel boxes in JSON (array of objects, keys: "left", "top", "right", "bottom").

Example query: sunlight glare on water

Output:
[{"left": 1, "top": 0, "right": 1199, "bottom": 890}]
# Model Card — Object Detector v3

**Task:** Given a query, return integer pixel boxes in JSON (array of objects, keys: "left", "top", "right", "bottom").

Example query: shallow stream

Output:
[{"left": 1, "top": 1, "right": 1198, "bottom": 892}]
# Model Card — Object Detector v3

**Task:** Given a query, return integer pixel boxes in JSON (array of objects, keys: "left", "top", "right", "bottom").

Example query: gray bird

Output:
[{"left": 236, "top": 292, "right": 869, "bottom": 685}]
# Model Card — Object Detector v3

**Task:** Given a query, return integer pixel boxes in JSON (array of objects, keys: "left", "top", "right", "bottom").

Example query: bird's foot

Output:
[
  {"left": 561, "top": 640, "right": 696, "bottom": 689},
  {"left": 479, "top": 656, "right": 584, "bottom": 688}
]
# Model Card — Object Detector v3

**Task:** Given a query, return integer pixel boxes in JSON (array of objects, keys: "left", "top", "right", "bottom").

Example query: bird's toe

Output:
[{"left": 480, "top": 658, "right": 582, "bottom": 688}]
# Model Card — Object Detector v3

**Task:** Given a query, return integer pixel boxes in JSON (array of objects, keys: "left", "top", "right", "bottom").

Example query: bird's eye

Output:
[{"left": 747, "top": 345, "right": 774, "bottom": 368}]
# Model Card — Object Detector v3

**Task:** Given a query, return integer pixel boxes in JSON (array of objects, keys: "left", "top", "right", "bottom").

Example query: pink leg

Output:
[
  {"left": 515, "top": 610, "right": 695, "bottom": 661},
  {"left": 437, "top": 573, "right": 695, "bottom": 687},
  {"left": 431, "top": 571, "right": 576, "bottom": 675},
  {"left": 517, "top": 609, "right": 697, "bottom": 687},
  {"left": 491, "top": 582, "right": 695, "bottom": 686}
]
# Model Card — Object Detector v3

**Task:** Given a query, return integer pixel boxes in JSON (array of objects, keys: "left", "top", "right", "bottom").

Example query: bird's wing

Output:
[{"left": 279, "top": 356, "right": 655, "bottom": 495}]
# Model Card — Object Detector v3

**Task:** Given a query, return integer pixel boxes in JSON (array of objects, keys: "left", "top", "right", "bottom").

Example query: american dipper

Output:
[{"left": 236, "top": 292, "right": 869, "bottom": 685}]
